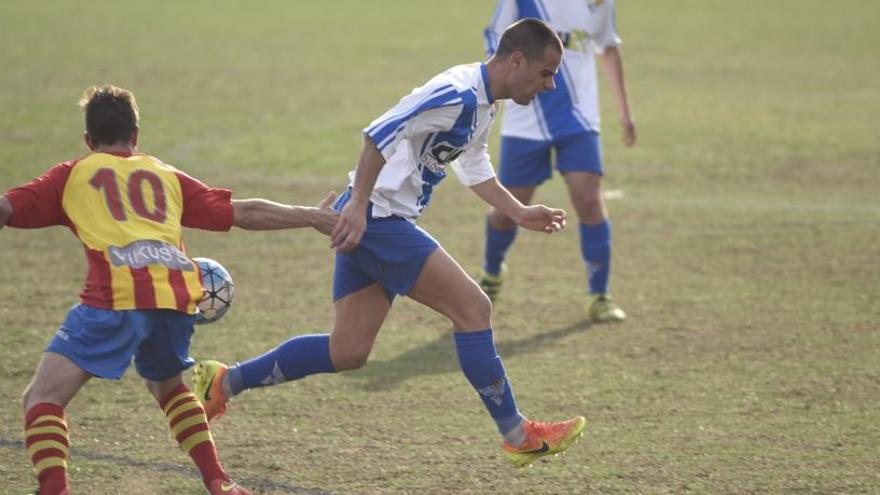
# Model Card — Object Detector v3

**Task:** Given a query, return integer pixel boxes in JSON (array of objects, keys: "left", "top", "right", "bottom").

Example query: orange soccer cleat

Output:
[{"left": 502, "top": 416, "right": 587, "bottom": 468}]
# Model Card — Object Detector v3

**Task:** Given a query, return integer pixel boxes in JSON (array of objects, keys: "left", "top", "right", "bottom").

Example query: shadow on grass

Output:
[
  {"left": 0, "top": 438, "right": 332, "bottom": 495},
  {"left": 348, "top": 319, "right": 592, "bottom": 391}
]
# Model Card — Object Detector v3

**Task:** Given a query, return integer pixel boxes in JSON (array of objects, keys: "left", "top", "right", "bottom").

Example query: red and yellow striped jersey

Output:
[{"left": 4, "top": 151, "right": 233, "bottom": 313}]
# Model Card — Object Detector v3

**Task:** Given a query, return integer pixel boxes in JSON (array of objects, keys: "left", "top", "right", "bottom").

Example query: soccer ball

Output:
[{"left": 193, "top": 257, "right": 234, "bottom": 325}]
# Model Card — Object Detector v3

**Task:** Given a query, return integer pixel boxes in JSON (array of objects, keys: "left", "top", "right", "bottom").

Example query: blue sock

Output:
[
  {"left": 453, "top": 329, "right": 524, "bottom": 438},
  {"left": 226, "top": 334, "right": 336, "bottom": 395},
  {"left": 484, "top": 217, "right": 517, "bottom": 275},
  {"left": 580, "top": 220, "right": 611, "bottom": 294}
]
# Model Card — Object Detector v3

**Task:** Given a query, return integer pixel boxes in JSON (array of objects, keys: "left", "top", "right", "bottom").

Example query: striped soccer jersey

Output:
[
  {"left": 358, "top": 62, "right": 498, "bottom": 221},
  {"left": 4, "top": 151, "right": 233, "bottom": 313},
  {"left": 485, "top": 0, "right": 621, "bottom": 140}
]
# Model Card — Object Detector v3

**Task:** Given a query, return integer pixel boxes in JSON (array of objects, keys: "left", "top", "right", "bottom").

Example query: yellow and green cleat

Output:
[
  {"left": 588, "top": 294, "right": 626, "bottom": 323},
  {"left": 502, "top": 416, "right": 587, "bottom": 468},
  {"left": 479, "top": 263, "right": 507, "bottom": 302},
  {"left": 192, "top": 360, "right": 231, "bottom": 421}
]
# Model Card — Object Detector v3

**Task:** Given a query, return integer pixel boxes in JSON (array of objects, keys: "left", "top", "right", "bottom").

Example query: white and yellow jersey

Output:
[{"left": 485, "top": 0, "right": 621, "bottom": 140}]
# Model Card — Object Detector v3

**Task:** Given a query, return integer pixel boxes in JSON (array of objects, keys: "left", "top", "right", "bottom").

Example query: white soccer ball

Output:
[{"left": 193, "top": 257, "right": 234, "bottom": 325}]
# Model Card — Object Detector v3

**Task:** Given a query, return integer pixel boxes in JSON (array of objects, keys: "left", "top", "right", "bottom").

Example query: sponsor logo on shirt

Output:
[
  {"left": 558, "top": 29, "right": 593, "bottom": 52},
  {"left": 108, "top": 239, "right": 194, "bottom": 271},
  {"left": 421, "top": 141, "right": 464, "bottom": 175}
]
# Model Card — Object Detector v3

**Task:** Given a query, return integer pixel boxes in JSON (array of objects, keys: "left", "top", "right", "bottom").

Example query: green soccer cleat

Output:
[
  {"left": 192, "top": 360, "right": 231, "bottom": 421},
  {"left": 502, "top": 416, "right": 587, "bottom": 468},
  {"left": 479, "top": 263, "right": 507, "bottom": 302},
  {"left": 588, "top": 294, "right": 626, "bottom": 323}
]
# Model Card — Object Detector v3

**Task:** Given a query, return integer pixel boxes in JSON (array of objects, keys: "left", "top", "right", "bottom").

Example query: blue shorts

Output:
[
  {"left": 498, "top": 131, "right": 603, "bottom": 187},
  {"left": 46, "top": 304, "right": 196, "bottom": 381},
  {"left": 332, "top": 192, "right": 439, "bottom": 302}
]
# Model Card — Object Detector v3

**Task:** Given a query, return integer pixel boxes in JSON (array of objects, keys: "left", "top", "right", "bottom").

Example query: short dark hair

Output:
[
  {"left": 495, "top": 18, "right": 563, "bottom": 59},
  {"left": 78, "top": 84, "right": 139, "bottom": 146}
]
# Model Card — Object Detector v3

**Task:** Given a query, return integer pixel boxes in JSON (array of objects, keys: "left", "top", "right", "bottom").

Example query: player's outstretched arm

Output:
[
  {"left": 0, "top": 196, "right": 12, "bottom": 231},
  {"left": 470, "top": 178, "right": 566, "bottom": 233},
  {"left": 232, "top": 192, "right": 338, "bottom": 234}
]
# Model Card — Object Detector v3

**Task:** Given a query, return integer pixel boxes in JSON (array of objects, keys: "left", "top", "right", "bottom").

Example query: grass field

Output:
[{"left": 1, "top": 1, "right": 879, "bottom": 493}]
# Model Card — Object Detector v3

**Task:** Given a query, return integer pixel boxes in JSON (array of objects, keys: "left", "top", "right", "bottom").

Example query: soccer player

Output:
[
  {"left": 480, "top": 0, "right": 637, "bottom": 322},
  {"left": 0, "top": 85, "right": 338, "bottom": 495},
  {"left": 193, "top": 18, "right": 586, "bottom": 468}
]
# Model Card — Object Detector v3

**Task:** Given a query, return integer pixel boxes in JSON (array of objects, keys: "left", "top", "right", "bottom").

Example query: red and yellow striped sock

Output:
[
  {"left": 160, "top": 384, "right": 228, "bottom": 486},
  {"left": 24, "top": 403, "right": 69, "bottom": 495}
]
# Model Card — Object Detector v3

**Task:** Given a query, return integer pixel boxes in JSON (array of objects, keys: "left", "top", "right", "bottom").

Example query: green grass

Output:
[{"left": 1, "top": 0, "right": 879, "bottom": 493}]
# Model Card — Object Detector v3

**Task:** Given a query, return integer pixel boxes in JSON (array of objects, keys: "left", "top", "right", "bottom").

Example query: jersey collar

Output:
[
  {"left": 479, "top": 63, "right": 495, "bottom": 104},
  {"left": 95, "top": 150, "right": 135, "bottom": 158}
]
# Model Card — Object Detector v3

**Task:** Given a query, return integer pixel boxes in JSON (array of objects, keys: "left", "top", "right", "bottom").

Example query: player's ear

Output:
[
  {"left": 83, "top": 132, "right": 96, "bottom": 151},
  {"left": 511, "top": 51, "right": 525, "bottom": 69},
  {"left": 130, "top": 127, "right": 139, "bottom": 147}
]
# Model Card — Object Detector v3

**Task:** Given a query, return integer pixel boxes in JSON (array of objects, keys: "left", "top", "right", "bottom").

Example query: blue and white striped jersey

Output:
[
  {"left": 356, "top": 63, "right": 497, "bottom": 221},
  {"left": 485, "top": 0, "right": 620, "bottom": 140}
]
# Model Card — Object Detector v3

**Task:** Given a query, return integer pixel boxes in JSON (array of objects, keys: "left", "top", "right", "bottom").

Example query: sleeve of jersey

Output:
[
  {"left": 483, "top": 0, "right": 518, "bottom": 55},
  {"left": 592, "top": 2, "right": 623, "bottom": 53},
  {"left": 176, "top": 172, "right": 234, "bottom": 231},
  {"left": 4, "top": 162, "right": 72, "bottom": 228},
  {"left": 363, "top": 85, "right": 465, "bottom": 162},
  {"left": 450, "top": 123, "right": 496, "bottom": 187}
]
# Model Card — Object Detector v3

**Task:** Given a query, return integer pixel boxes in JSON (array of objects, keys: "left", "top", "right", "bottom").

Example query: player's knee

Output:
[
  {"left": 144, "top": 376, "right": 181, "bottom": 401},
  {"left": 488, "top": 209, "right": 517, "bottom": 231},
  {"left": 572, "top": 191, "right": 602, "bottom": 214},
  {"left": 330, "top": 343, "right": 372, "bottom": 371},
  {"left": 452, "top": 290, "right": 492, "bottom": 330},
  {"left": 21, "top": 386, "right": 34, "bottom": 411},
  {"left": 333, "top": 353, "right": 369, "bottom": 371},
  {"left": 21, "top": 382, "right": 50, "bottom": 411}
]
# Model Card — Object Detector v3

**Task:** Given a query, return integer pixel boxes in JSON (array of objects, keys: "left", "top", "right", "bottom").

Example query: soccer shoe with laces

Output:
[
  {"left": 208, "top": 478, "right": 252, "bottom": 495},
  {"left": 478, "top": 263, "right": 507, "bottom": 302},
  {"left": 192, "top": 360, "right": 231, "bottom": 421},
  {"left": 588, "top": 294, "right": 626, "bottom": 323},
  {"left": 502, "top": 416, "right": 587, "bottom": 468}
]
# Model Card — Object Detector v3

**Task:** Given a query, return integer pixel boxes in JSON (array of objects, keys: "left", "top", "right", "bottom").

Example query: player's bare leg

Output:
[
  {"left": 23, "top": 352, "right": 92, "bottom": 411},
  {"left": 329, "top": 282, "right": 392, "bottom": 370},
  {"left": 563, "top": 171, "right": 625, "bottom": 322},
  {"left": 409, "top": 248, "right": 586, "bottom": 466},
  {"left": 410, "top": 247, "right": 493, "bottom": 332},
  {"left": 22, "top": 352, "right": 91, "bottom": 495},
  {"left": 563, "top": 171, "right": 606, "bottom": 224},
  {"left": 194, "top": 283, "right": 391, "bottom": 420},
  {"left": 481, "top": 185, "right": 537, "bottom": 301}
]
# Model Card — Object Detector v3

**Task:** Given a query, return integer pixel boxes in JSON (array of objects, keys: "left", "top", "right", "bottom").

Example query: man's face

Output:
[{"left": 508, "top": 47, "right": 562, "bottom": 105}]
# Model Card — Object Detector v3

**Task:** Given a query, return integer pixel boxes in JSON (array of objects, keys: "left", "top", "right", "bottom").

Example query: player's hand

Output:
[
  {"left": 331, "top": 200, "right": 367, "bottom": 252},
  {"left": 513, "top": 204, "right": 566, "bottom": 234},
  {"left": 621, "top": 117, "right": 636, "bottom": 147},
  {"left": 310, "top": 191, "right": 338, "bottom": 236}
]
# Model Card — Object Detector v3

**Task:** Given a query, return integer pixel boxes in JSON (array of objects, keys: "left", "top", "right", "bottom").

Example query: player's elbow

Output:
[{"left": 231, "top": 199, "right": 262, "bottom": 230}]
